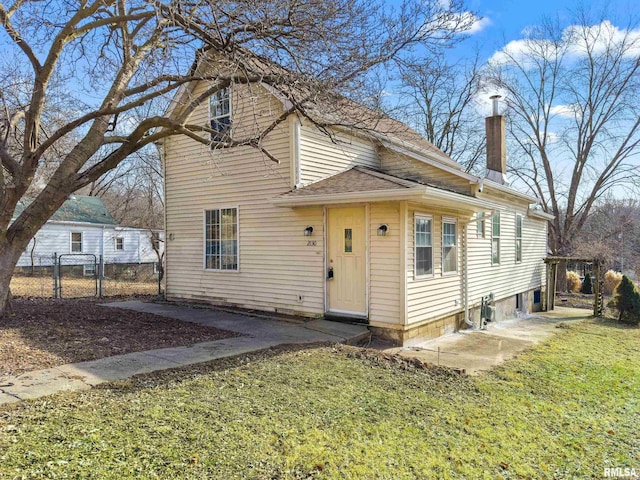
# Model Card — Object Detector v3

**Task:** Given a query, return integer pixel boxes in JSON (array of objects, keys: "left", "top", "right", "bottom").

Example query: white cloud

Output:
[
  {"left": 549, "top": 103, "right": 582, "bottom": 119},
  {"left": 488, "top": 20, "right": 640, "bottom": 67},
  {"left": 467, "top": 15, "right": 491, "bottom": 35}
]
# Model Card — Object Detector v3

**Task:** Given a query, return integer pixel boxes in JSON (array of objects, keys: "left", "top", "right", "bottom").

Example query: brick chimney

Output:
[{"left": 485, "top": 95, "right": 507, "bottom": 184}]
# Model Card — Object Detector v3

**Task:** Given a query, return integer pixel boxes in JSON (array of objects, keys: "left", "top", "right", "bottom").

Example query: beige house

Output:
[{"left": 162, "top": 80, "right": 552, "bottom": 345}]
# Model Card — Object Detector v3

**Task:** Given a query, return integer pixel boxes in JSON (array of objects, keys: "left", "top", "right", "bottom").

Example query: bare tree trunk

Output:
[{"left": 0, "top": 240, "right": 26, "bottom": 318}]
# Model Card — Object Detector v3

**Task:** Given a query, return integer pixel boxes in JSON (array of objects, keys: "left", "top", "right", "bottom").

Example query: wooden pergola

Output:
[{"left": 544, "top": 257, "right": 604, "bottom": 316}]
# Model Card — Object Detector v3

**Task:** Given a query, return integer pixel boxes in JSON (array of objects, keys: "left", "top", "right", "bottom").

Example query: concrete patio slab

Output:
[
  {"left": 0, "top": 301, "right": 370, "bottom": 406},
  {"left": 387, "top": 307, "right": 591, "bottom": 375}
]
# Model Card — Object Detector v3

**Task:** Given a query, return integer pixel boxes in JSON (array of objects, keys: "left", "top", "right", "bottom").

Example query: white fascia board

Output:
[
  {"left": 271, "top": 186, "right": 502, "bottom": 211},
  {"left": 482, "top": 179, "right": 539, "bottom": 203},
  {"left": 528, "top": 208, "right": 555, "bottom": 221}
]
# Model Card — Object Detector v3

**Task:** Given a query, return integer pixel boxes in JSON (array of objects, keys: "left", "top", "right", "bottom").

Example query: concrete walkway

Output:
[
  {"left": 386, "top": 307, "right": 591, "bottom": 375},
  {"left": 0, "top": 301, "right": 369, "bottom": 406}
]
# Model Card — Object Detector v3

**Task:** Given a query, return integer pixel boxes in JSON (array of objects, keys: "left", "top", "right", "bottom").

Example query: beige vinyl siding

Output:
[
  {"left": 380, "top": 148, "right": 472, "bottom": 195},
  {"left": 164, "top": 83, "right": 325, "bottom": 315},
  {"left": 466, "top": 204, "right": 547, "bottom": 305},
  {"left": 299, "top": 124, "right": 379, "bottom": 185},
  {"left": 406, "top": 207, "right": 463, "bottom": 325},
  {"left": 368, "top": 202, "right": 402, "bottom": 325}
]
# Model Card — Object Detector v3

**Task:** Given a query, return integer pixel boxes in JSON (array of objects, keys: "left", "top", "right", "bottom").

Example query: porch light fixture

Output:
[
  {"left": 377, "top": 224, "right": 389, "bottom": 236},
  {"left": 304, "top": 226, "right": 314, "bottom": 236}
]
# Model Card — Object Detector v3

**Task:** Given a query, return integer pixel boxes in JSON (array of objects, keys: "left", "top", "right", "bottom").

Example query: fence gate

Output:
[{"left": 56, "top": 254, "right": 98, "bottom": 298}]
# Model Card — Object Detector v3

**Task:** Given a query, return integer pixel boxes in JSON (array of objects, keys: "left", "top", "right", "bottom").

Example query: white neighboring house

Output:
[{"left": 14, "top": 195, "right": 163, "bottom": 274}]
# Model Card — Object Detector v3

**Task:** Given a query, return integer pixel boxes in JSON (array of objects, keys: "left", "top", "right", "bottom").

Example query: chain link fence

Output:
[{"left": 11, "top": 253, "right": 163, "bottom": 299}]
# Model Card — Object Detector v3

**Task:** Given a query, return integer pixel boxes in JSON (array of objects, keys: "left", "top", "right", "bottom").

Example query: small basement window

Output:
[{"left": 83, "top": 263, "right": 96, "bottom": 276}]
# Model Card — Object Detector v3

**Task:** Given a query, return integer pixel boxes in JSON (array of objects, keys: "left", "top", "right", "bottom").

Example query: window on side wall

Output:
[
  {"left": 204, "top": 207, "right": 238, "bottom": 271},
  {"left": 414, "top": 215, "right": 433, "bottom": 277},
  {"left": 209, "top": 86, "right": 231, "bottom": 144},
  {"left": 442, "top": 218, "right": 458, "bottom": 274},
  {"left": 515, "top": 214, "right": 523, "bottom": 263},
  {"left": 476, "top": 212, "right": 486, "bottom": 238},
  {"left": 71, "top": 232, "right": 83, "bottom": 253},
  {"left": 115, "top": 237, "right": 124, "bottom": 251},
  {"left": 492, "top": 212, "right": 501, "bottom": 264}
]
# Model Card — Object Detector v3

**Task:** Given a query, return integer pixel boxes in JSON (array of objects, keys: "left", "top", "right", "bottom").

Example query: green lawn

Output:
[{"left": 1, "top": 319, "right": 639, "bottom": 479}]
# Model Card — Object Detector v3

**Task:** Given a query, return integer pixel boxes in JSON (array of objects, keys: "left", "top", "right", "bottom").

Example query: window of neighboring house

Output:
[
  {"left": 492, "top": 213, "right": 501, "bottom": 264},
  {"left": 515, "top": 214, "right": 523, "bottom": 263},
  {"left": 115, "top": 237, "right": 124, "bottom": 251},
  {"left": 71, "top": 232, "right": 83, "bottom": 253},
  {"left": 205, "top": 207, "right": 238, "bottom": 271},
  {"left": 83, "top": 263, "right": 96, "bottom": 276},
  {"left": 476, "top": 212, "right": 486, "bottom": 239},
  {"left": 209, "top": 86, "right": 231, "bottom": 143},
  {"left": 442, "top": 219, "right": 458, "bottom": 274},
  {"left": 414, "top": 215, "right": 433, "bottom": 277}
]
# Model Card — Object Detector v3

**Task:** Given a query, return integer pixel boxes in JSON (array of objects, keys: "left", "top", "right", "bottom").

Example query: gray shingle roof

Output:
[
  {"left": 13, "top": 196, "right": 118, "bottom": 225},
  {"left": 280, "top": 166, "right": 430, "bottom": 198}
]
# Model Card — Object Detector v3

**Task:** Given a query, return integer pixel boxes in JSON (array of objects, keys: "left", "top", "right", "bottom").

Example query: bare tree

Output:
[
  {"left": 0, "top": 0, "right": 476, "bottom": 315},
  {"left": 397, "top": 52, "right": 485, "bottom": 173},
  {"left": 485, "top": 13, "right": 640, "bottom": 290}
]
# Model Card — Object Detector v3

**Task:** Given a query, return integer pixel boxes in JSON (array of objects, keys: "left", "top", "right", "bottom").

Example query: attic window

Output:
[{"left": 209, "top": 86, "right": 231, "bottom": 144}]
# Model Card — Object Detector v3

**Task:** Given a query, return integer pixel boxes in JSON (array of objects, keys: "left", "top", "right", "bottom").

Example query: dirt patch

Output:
[{"left": 0, "top": 297, "right": 239, "bottom": 377}]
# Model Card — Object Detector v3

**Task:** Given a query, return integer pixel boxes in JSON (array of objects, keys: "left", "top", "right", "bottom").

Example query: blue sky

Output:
[{"left": 454, "top": 0, "right": 638, "bottom": 61}]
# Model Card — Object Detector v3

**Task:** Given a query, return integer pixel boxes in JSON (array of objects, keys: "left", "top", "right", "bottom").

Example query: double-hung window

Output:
[
  {"left": 492, "top": 213, "right": 501, "bottom": 264},
  {"left": 209, "top": 86, "right": 231, "bottom": 143},
  {"left": 115, "top": 237, "right": 124, "bottom": 251},
  {"left": 71, "top": 232, "right": 83, "bottom": 253},
  {"left": 442, "top": 219, "right": 458, "bottom": 273},
  {"left": 205, "top": 208, "right": 238, "bottom": 271},
  {"left": 414, "top": 215, "right": 433, "bottom": 277},
  {"left": 515, "top": 214, "right": 523, "bottom": 263}
]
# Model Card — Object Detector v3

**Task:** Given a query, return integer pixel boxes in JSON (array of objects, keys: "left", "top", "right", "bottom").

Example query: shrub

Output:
[
  {"left": 566, "top": 271, "right": 582, "bottom": 293},
  {"left": 581, "top": 272, "right": 593, "bottom": 294},
  {"left": 604, "top": 270, "right": 623, "bottom": 295},
  {"left": 614, "top": 275, "right": 640, "bottom": 326}
]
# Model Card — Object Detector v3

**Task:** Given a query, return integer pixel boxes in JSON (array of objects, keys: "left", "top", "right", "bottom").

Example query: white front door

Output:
[{"left": 327, "top": 206, "right": 367, "bottom": 316}]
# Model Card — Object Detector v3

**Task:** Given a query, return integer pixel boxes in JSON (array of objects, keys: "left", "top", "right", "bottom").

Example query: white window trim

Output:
[
  {"left": 203, "top": 206, "right": 240, "bottom": 272},
  {"left": 208, "top": 85, "right": 232, "bottom": 143},
  {"left": 414, "top": 213, "right": 434, "bottom": 279},
  {"left": 70, "top": 231, "right": 83, "bottom": 253},
  {"left": 442, "top": 217, "right": 458, "bottom": 275},
  {"left": 491, "top": 212, "right": 501, "bottom": 265},
  {"left": 115, "top": 236, "right": 124, "bottom": 251},
  {"left": 515, "top": 214, "right": 523, "bottom": 264},
  {"left": 83, "top": 263, "right": 96, "bottom": 276}
]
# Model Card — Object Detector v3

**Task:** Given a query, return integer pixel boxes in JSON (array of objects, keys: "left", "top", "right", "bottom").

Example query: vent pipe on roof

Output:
[{"left": 485, "top": 95, "right": 507, "bottom": 185}]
